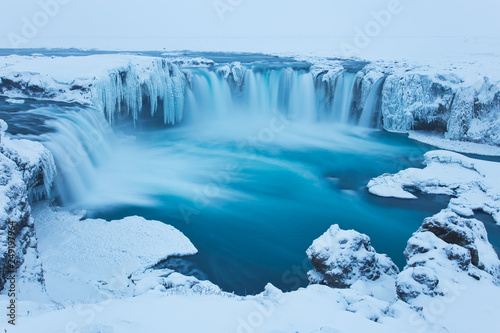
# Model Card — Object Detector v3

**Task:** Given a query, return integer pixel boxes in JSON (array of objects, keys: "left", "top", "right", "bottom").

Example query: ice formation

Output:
[{"left": 2, "top": 54, "right": 498, "bottom": 147}]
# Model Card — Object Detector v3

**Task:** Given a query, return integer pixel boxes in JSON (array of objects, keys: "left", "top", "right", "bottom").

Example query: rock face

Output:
[
  {"left": 396, "top": 209, "right": 500, "bottom": 303},
  {"left": 446, "top": 78, "right": 500, "bottom": 145},
  {"left": 306, "top": 224, "right": 399, "bottom": 289},
  {"left": 0, "top": 121, "right": 55, "bottom": 292},
  {"left": 380, "top": 73, "right": 458, "bottom": 133}
]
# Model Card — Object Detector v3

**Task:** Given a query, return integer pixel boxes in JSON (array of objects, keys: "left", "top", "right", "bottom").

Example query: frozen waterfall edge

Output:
[{"left": 0, "top": 54, "right": 499, "bottom": 146}]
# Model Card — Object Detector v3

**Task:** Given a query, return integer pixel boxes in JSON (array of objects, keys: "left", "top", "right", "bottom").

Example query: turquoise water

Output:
[
  {"left": 85, "top": 119, "right": 449, "bottom": 295},
  {"left": 4, "top": 97, "right": 495, "bottom": 295}
]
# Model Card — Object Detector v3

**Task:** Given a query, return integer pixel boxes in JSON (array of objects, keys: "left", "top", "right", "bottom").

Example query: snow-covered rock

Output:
[
  {"left": 306, "top": 224, "right": 399, "bottom": 296},
  {"left": 92, "top": 58, "right": 185, "bottom": 125},
  {"left": 446, "top": 78, "right": 500, "bottom": 145},
  {"left": 396, "top": 209, "right": 500, "bottom": 305},
  {"left": 381, "top": 72, "right": 459, "bottom": 133},
  {"left": 0, "top": 123, "right": 55, "bottom": 296},
  {"left": 216, "top": 61, "right": 247, "bottom": 89}
]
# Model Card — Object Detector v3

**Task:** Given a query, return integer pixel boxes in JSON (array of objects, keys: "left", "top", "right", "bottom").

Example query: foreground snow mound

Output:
[
  {"left": 367, "top": 150, "right": 500, "bottom": 224},
  {"left": 0, "top": 122, "right": 55, "bottom": 297},
  {"left": 396, "top": 209, "right": 500, "bottom": 305},
  {"left": 306, "top": 225, "right": 399, "bottom": 292},
  {"left": 130, "top": 269, "right": 224, "bottom": 297},
  {"left": 32, "top": 203, "right": 197, "bottom": 303}
]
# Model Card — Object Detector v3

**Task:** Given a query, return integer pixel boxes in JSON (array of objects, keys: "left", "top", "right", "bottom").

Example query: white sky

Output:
[{"left": 0, "top": 0, "right": 499, "bottom": 59}]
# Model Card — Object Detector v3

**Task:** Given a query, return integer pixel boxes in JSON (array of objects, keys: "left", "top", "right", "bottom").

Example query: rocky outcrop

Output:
[
  {"left": 396, "top": 209, "right": 500, "bottom": 303},
  {"left": 0, "top": 120, "right": 55, "bottom": 292},
  {"left": 446, "top": 78, "right": 500, "bottom": 145},
  {"left": 306, "top": 224, "right": 399, "bottom": 289},
  {"left": 380, "top": 72, "right": 459, "bottom": 133}
]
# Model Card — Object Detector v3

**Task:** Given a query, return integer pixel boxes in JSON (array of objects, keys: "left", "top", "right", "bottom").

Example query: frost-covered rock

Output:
[
  {"left": 306, "top": 225, "right": 399, "bottom": 290},
  {"left": 446, "top": 78, "right": 500, "bottom": 145},
  {"left": 396, "top": 209, "right": 500, "bottom": 304},
  {"left": 381, "top": 72, "right": 459, "bottom": 133},
  {"left": 216, "top": 61, "right": 246, "bottom": 89},
  {"left": 0, "top": 124, "right": 55, "bottom": 295},
  {"left": 131, "top": 270, "right": 224, "bottom": 297}
]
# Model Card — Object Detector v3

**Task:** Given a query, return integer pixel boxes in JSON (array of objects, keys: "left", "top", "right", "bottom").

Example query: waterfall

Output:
[
  {"left": 92, "top": 59, "right": 185, "bottom": 125},
  {"left": 184, "top": 66, "right": 317, "bottom": 122},
  {"left": 25, "top": 106, "right": 115, "bottom": 204},
  {"left": 91, "top": 60, "right": 384, "bottom": 129},
  {"left": 332, "top": 72, "right": 357, "bottom": 124},
  {"left": 358, "top": 77, "right": 385, "bottom": 128},
  {"left": 6, "top": 60, "right": 390, "bottom": 205}
]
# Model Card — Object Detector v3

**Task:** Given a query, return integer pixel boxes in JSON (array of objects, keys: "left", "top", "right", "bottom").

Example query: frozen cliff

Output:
[
  {"left": 0, "top": 120, "right": 55, "bottom": 294},
  {"left": 1, "top": 54, "right": 499, "bottom": 147}
]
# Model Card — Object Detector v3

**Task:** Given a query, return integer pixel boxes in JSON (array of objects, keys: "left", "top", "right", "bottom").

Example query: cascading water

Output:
[
  {"left": 22, "top": 106, "right": 115, "bottom": 205},
  {"left": 332, "top": 72, "right": 357, "bottom": 124},
  {"left": 92, "top": 61, "right": 379, "bottom": 128},
  {"left": 359, "top": 77, "right": 386, "bottom": 128},
  {"left": 184, "top": 66, "right": 317, "bottom": 122},
  {"left": 5, "top": 55, "right": 436, "bottom": 296}
]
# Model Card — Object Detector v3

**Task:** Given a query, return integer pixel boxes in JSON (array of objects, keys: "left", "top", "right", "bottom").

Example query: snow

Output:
[
  {"left": 1, "top": 53, "right": 499, "bottom": 145},
  {"left": 31, "top": 202, "right": 197, "bottom": 303},
  {"left": 5, "top": 98, "right": 24, "bottom": 104},
  {"left": 367, "top": 150, "right": 500, "bottom": 224},
  {"left": 409, "top": 131, "right": 500, "bottom": 156},
  {"left": 306, "top": 224, "right": 399, "bottom": 301},
  {"left": 2, "top": 207, "right": 500, "bottom": 332},
  {"left": 0, "top": 127, "right": 55, "bottom": 302},
  {"left": 0, "top": 286, "right": 414, "bottom": 333},
  {"left": 0, "top": 0, "right": 499, "bottom": 64}
]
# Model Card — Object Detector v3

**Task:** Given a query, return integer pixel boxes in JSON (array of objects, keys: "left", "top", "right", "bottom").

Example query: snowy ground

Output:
[
  {"left": 1, "top": 1, "right": 499, "bottom": 64},
  {"left": 408, "top": 131, "right": 500, "bottom": 157},
  {"left": 29, "top": 202, "right": 197, "bottom": 304},
  {"left": 1, "top": 195, "right": 500, "bottom": 332}
]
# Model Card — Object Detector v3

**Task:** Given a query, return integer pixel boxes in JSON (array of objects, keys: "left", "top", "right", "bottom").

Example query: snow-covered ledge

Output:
[
  {"left": 31, "top": 202, "right": 198, "bottom": 304},
  {"left": 367, "top": 150, "right": 500, "bottom": 224}
]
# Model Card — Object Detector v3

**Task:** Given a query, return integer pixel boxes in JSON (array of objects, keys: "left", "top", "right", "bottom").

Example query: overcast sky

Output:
[{"left": 1, "top": 0, "right": 499, "bottom": 54}]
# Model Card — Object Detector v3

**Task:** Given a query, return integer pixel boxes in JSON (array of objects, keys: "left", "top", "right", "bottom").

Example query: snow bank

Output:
[
  {"left": 408, "top": 131, "right": 500, "bottom": 156},
  {"left": 31, "top": 202, "right": 197, "bottom": 303},
  {"left": 367, "top": 154, "right": 500, "bottom": 330},
  {"left": 367, "top": 150, "right": 500, "bottom": 224}
]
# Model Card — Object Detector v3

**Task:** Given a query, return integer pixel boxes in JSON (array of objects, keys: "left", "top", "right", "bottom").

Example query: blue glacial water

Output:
[
  {"left": 4, "top": 95, "right": 498, "bottom": 295},
  {"left": 1, "top": 49, "right": 499, "bottom": 296},
  {"left": 80, "top": 118, "right": 450, "bottom": 295}
]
